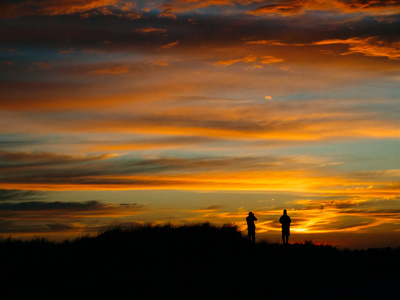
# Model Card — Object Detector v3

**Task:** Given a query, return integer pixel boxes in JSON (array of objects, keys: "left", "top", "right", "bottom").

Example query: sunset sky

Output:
[{"left": 1, "top": 0, "right": 400, "bottom": 249}]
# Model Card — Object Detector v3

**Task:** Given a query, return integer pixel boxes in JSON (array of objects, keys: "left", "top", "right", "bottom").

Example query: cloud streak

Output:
[
  {"left": 0, "top": 189, "right": 43, "bottom": 202},
  {"left": 3, "top": 99, "right": 398, "bottom": 142},
  {"left": 0, "top": 200, "right": 141, "bottom": 237},
  {"left": 1, "top": 150, "right": 399, "bottom": 203},
  {"left": 314, "top": 37, "right": 400, "bottom": 60},
  {"left": 0, "top": 0, "right": 121, "bottom": 18},
  {"left": 249, "top": 0, "right": 400, "bottom": 17},
  {"left": 88, "top": 65, "right": 130, "bottom": 75}
]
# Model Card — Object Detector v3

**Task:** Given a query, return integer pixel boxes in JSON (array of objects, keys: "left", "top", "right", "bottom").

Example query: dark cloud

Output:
[
  {"left": 0, "top": 200, "right": 141, "bottom": 235},
  {"left": 340, "top": 0, "right": 400, "bottom": 11},
  {"left": 0, "top": 151, "right": 113, "bottom": 168},
  {"left": 128, "top": 156, "right": 281, "bottom": 170},
  {"left": 296, "top": 197, "right": 400, "bottom": 221},
  {"left": 0, "top": 200, "right": 141, "bottom": 220},
  {"left": 0, "top": 151, "right": 293, "bottom": 188},
  {"left": 250, "top": 0, "right": 400, "bottom": 16},
  {"left": 0, "top": 134, "right": 47, "bottom": 148},
  {"left": 250, "top": 2, "right": 304, "bottom": 16},
  {"left": 3, "top": 0, "right": 397, "bottom": 20},
  {"left": 46, "top": 222, "right": 80, "bottom": 231},
  {"left": 340, "top": 209, "right": 400, "bottom": 218},
  {"left": 1, "top": 3, "right": 397, "bottom": 51},
  {"left": 319, "top": 201, "right": 359, "bottom": 210},
  {"left": 0, "top": 0, "right": 122, "bottom": 19},
  {"left": 0, "top": 200, "right": 103, "bottom": 211},
  {"left": 202, "top": 204, "right": 222, "bottom": 210},
  {"left": 0, "top": 148, "right": 342, "bottom": 191},
  {"left": 0, "top": 189, "right": 44, "bottom": 201},
  {"left": 0, "top": 219, "right": 82, "bottom": 234}
]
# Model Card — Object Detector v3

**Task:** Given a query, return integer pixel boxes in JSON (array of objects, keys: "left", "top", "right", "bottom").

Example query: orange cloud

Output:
[
  {"left": 80, "top": 6, "right": 142, "bottom": 20},
  {"left": 214, "top": 55, "right": 257, "bottom": 66},
  {"left": 2, "top": 0, "right": 399, "bottom": 20},
  {"left": 249, "top": 0, "right": 400, "bottom": 17},
  {"left": 183, "top": 199, "right": 400, "bottom": 237},
  {"left": 250, "top": 2, "right": 305, "bottom": 16},
  {"left": 161, "top": 41, "right": 179, "bottom": 49},
  {"left": 0, "top": 200, "right": 143, "bottom": 239},
  {"left": 2, "top": 92, "right": 400, "bottom": 143},
  {"left": 0, "top": 0, "right": 120, "bottom": 18},
  {"left": 314, "top": 37, "right": 400, "bottom": 60},
  {"left": 260, "top": 56, "right": 284, "bottom": 64},
  {"left": 214, "top": 54, "right": 282, "bottom": 66},
  {"left": 245, "top": 36, "right": 400, "bottom": 60},
  {"left": 337, "top": 0, "right": 400, "bottom": 16},
  {"left": 150, "top": 60, "right": 169, "bottom": 67},
  {"left": 1, "top": 151, "right": 399, "bottom": 198},
  {"left": 58, "top": 49, "right": 75, "bottom": 55},
  {"left": 246, "top": 40, "right": 287, "bottom": 46},
  {"left": 88, "top": 65, "right": 130, "bottom": 75},
  {"left": 158, "top": 8, "right": 177, "bottom": 19},
  {"left": 135, "top": 26, "right": 168, "bottom": 34},
  {"left": 34, "top": 62, "right": 52, "bottom": 70},
  {"left": 156, "top": 0, "right": 263, "bottom": 14}
]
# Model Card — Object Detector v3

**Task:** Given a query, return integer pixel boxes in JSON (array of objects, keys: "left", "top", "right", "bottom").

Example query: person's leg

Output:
[
  {"left": 248, "top": 231, "right": 255, "bottom": 243},
  {"left": 283, "top": 235, "right": 288, "bottom": 244}
]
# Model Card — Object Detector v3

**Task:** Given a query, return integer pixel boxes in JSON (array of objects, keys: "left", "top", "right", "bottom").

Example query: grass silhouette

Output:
[{"left": 1, "top": 223, "right": 399, "bottom": 299}]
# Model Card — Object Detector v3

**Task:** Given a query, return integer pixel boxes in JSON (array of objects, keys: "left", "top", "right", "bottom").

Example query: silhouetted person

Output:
[
  {"left": 246, "top": 212, "right": 257, "bottom": 244},
  {"left": 279, "top": 209, "right": 291, "bottom": 244}
]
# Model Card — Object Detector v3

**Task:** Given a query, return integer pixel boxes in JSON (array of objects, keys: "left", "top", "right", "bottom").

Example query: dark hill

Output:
[{"left": 1, "top": 223, "right": 399, "bottom": 299}]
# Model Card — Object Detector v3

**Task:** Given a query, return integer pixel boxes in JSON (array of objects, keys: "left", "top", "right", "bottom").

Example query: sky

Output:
[{"left": 1, "top": 0, "right": 400, "bottom": 249}]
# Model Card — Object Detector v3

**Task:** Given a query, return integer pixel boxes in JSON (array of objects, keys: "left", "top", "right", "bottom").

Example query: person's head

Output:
[
  {"left": 283, "top": 209, "right": 287, "bottom": 215},
  {"left": 249, "top": 212, "right": 253, "bottom": 216}
]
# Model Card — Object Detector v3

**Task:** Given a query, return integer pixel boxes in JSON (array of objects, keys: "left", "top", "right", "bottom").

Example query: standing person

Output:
[
  {"left": 279, "top": 209, "right": 291, "bottom": 244},
  {"left": 246, "top": 212, "right": 257, "bottom": 244}
]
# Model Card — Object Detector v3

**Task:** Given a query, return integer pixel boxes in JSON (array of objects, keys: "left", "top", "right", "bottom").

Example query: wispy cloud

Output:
[
  {"left": 88, "top": 65, "right": 130, "bottom": 75},
  {"left": 1, "top": 149, "right": 399, "bottom": 202},
  {"left": 314, "top": 37, "right": 400, "bottom": 60},
  {"left": 0, "top": 0, "right": 120, "bottom": 18},
  {"left": 0, "top": 151, "right": 113, "bottom": 166},
  {"left": 150, "top": 60, "right": 169, "bottom": 67},
  {"left": 58, "top": 49, "right": 75, "bottom": 55},
  {"left": 249, "top": 0, "right": 400, "bottom": 17},
  {"left": 135, "top": 26, "right": 168, "bottom": 34},
  {"left": 214, "top": 55, "right": 283, "bottom": 66},
  {"left": 0, "top": 189, "right": 43, "bottom": 202},
  {"left": 0, "top": 200, "right": 141, "bottom": 237},
  {"left": 34, "top": 62, "right": 52, "bottom": 70},
  {"left": 2, "top": 0, "right": 399, "bottom": 20},
  {"left": 161, "top": 41, "right": 179, "bottom": 49}
]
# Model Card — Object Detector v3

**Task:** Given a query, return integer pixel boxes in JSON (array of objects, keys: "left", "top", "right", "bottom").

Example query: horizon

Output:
[
  {"left": 1, "top": 1, "right": 400, "bottom": 250},
  {"left": 2, "top": 220, "right": 399, "bottom": 251}
]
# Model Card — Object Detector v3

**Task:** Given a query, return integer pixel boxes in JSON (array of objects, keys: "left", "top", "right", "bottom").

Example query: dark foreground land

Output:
[{"left": 1, "top": 224, "right": 399, "bottom": 299}]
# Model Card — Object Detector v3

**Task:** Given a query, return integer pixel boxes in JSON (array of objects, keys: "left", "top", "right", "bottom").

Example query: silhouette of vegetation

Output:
[{"left": 1, "top": 223, "right": 399, "bottom": 299}]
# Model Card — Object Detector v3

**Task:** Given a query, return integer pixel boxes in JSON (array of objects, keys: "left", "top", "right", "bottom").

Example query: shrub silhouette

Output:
[{"left": 1, "top": 223, "right": 399, "bottom": 299}]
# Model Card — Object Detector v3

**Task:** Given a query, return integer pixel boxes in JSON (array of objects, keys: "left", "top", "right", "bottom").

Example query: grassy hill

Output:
[{"left": 1, "top": 223, "right": 399, "bottom": 299}]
